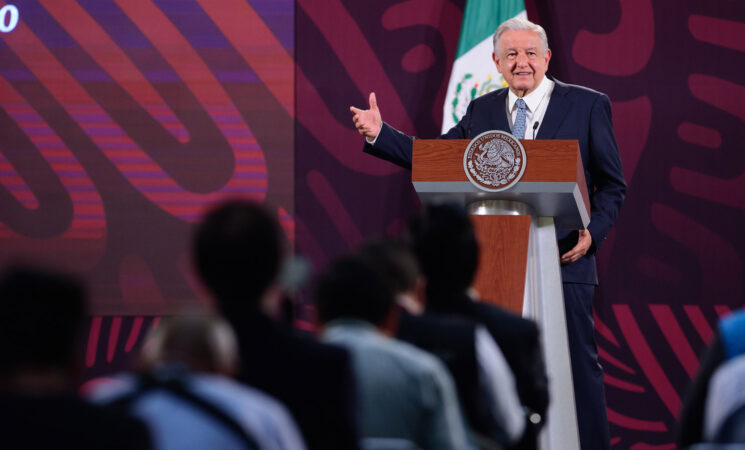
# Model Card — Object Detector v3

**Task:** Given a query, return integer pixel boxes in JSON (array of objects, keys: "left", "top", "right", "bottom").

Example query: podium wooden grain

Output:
[{"left": 471, "top": 215, "right": 531, "bottom": 314}]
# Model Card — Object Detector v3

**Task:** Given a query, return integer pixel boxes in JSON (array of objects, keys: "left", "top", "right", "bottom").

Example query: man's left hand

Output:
[{"left": 560, "top": 229, "right": 592, "bottom": 264}]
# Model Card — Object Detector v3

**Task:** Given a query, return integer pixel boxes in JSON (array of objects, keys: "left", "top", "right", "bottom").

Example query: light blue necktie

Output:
[{"left": 513, "top": 98, "right": 527, "bottom": 139}]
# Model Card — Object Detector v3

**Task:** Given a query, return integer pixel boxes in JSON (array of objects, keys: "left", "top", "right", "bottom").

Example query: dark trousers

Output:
[{"left": 563, "top": 282, "right": 610, "bottom": 450}]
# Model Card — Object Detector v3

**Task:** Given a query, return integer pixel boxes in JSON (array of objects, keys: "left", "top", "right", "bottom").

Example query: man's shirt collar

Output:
[{"left": 508, "top": 76, "right": 553, "bottom": 113}]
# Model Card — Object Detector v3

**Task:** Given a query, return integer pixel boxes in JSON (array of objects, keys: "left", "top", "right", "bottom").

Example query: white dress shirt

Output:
[
  {"left": 475, "top": 326, "right": 527, "bottom": 443},
  {"left": 368, "top": 76, "right": 554, "bottom": 144},
  {"left": 507, "top": 76, "right": 554, "bottom": 140}
]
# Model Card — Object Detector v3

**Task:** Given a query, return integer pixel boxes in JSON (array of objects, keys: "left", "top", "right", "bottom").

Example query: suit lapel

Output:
[
  {"left": 537, "top": 78, "right": 572, "bottom": 139},
  {"left": 489, "top": 89, "right": 511, "bottom": 136}
]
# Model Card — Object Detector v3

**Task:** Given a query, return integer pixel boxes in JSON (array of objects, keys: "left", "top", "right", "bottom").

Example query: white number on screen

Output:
[{"left": 0, "top": 5, "right": 19, "bottom": 33}]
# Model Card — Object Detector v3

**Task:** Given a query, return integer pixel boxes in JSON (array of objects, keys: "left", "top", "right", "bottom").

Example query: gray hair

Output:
[
  {"left": 493, "top": 18, "right": 549, "bottom": 56},
  {"left": 139, "top": 314, "right": 239, "bottom": 376}
]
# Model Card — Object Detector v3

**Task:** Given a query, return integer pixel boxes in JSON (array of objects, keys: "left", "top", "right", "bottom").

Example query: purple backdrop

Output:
[
  {"left": 3, "top": 0, "right": 744, "bottom": 447},
  {"left": 1, "top": 0, "right": 295, "bottom": 395},
  {"left": 296, "top": 0, "right": 745, "bottom": 447}
]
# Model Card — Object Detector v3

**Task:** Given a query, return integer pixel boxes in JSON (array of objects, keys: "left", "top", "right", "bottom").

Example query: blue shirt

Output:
[
  {"left": 324, "top": 319, "right": 468, "bottom": 450},
  {"left": 87, "top": 370, "right": 306, "bottom": 450}
]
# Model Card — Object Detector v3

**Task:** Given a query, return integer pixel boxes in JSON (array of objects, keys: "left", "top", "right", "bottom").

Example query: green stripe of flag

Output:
[{"left": 455, "top": 0, "right": 526, "bottom": 59}]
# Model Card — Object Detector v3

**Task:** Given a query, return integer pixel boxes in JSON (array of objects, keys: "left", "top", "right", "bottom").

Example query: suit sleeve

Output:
[
  {"left": 363, "top": 122, "right": 416, "bottom": 169},
  {"left": 586, "top": 94, "right": 626, "bottom": 253},
  {"left": 362, "top": 101, "right": 474, "bottom": 170}
]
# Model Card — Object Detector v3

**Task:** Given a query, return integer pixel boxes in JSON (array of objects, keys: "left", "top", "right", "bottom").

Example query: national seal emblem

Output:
[{"left": 463, "top": 130, "right": 527, "bottom": 192}]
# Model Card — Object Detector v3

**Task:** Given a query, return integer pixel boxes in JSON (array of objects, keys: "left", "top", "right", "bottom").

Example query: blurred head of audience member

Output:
[
  {"left": 315, "top": 254, "right": 397, "bottom": 332},
  {"left": 405, "top": 203, "right": 478, "bottom": 305},
  {"left": 405, "top": 203, "right": 551, "bottom": 448},
  {"left": 0, "top": 264, "right": 86, "bottom": 392},
  {"left": 357, "top": 239, "right": 528, "bottom": 447},
  {"left": 139, "top": 314, "right": 239, "bottom": 377},
  {"left": 194, "top": 200, "right": 285, "bottom": 319},
  {"left": 356, "top": 239, "right": 425, "bottom": 316},
  {"left": 87, "top": 312, "right": 306, "bottom": 450},
  {"left": 315, "top": 253, "right": 469, "bottom": 449},
  {"left": 192, "top": 200, "right": 360, "bottom": 449},
  {"left": 0, "top": 264, "right": 153, "bottom": 450}
]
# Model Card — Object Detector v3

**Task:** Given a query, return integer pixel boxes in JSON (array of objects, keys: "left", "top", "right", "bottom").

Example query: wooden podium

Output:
[{"left": 412, "top": 139, "right": 588, "bottom": 450}]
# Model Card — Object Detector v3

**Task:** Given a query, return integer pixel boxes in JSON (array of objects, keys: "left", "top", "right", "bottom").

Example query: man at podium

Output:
[{"left": 350, "top": 17, "right": 626, "bottom": 450}]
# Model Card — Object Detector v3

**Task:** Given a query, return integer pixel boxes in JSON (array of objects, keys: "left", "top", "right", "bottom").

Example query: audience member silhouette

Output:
[
  {"left": 193, "top": 200, "right": 358, "bottom": 449},
  {"left": 406, "top": 203, "right": 549, "bottom": 450},
  {"left": 88, "top": 314, "right": 306, "bottom": 450},
  {"left": 315, "top": 254, "right": 468, "bottom": 450},
  {"left": 701, "top": 354, "right": 745, "bottom": 444},
  {"left": 0, "top": 265, "right": 152, "bottom": 450},
  {"left": 358, "top": 239, "right": 525, "bottom": 448},
  {"left": 678, "top": 309, "right": 745, "bottom": 447}
]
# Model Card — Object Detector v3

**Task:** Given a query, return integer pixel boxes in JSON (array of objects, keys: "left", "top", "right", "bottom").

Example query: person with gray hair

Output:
[
  {"left": 350, "top": 15, "right": 626, "bottom": 450},
  {"left": 492, "top": 18, "right": 549, "bottom": 61},
  {"left": 138, "top": 314, "right": 240, "bottom": 376},
  {"left": 87, "top": 314, "right": 306, "bottom": 450}
]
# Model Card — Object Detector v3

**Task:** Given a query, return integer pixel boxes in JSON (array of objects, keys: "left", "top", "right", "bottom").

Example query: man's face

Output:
[{"left": 493, "top": 29, "right": 551, "bottom": 97}]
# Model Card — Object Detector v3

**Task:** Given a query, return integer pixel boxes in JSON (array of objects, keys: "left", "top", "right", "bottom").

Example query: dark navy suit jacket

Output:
[
  {"left": 364, "top": 78, "right": 626, "bottom": 284},
  {"left": 422, "top": 293, "right": 549, "bottom": 450},
  {"left": 397, "top": 311, "right": 514, "bottom": 446},
  {"left": 228, "top": 310, "right": 359, "bottom": 450}
]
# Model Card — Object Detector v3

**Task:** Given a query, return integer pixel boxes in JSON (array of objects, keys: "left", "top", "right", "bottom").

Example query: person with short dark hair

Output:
[
  {"left": 316, "top": 255, "right": 468, "bottom": 450},
  {"left": 194, "top": 200, "right": 359, "bottom": 450},
  {"left": 194, "top": 201, "right": 285, "bottom": 317},
  {"left": 358, "top": 239, "right": 526, "bottom": 448},
  {"left": 406, "top": 204, "right": 549, "bottom": 450},
  {"left": 315, "top": 256, "right": 396, "bottom": 327},
  {"left": 0, "top": 265, "right": 152, "bottom": 450}
]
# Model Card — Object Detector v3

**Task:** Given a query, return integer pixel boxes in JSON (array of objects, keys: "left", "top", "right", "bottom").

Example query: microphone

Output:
[{"left": 532, "top": 121, "right": 540, "bottom": 139}]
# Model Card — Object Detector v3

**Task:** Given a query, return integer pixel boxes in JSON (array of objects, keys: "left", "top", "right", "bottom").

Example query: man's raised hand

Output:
[{"left": 350, "top": 92, "right": 382, "bottom": 140}]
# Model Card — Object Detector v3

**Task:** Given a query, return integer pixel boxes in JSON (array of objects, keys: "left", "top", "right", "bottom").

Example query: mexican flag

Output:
[{"left": 441, "top": 0, "right": 527, "bottom": 133}]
